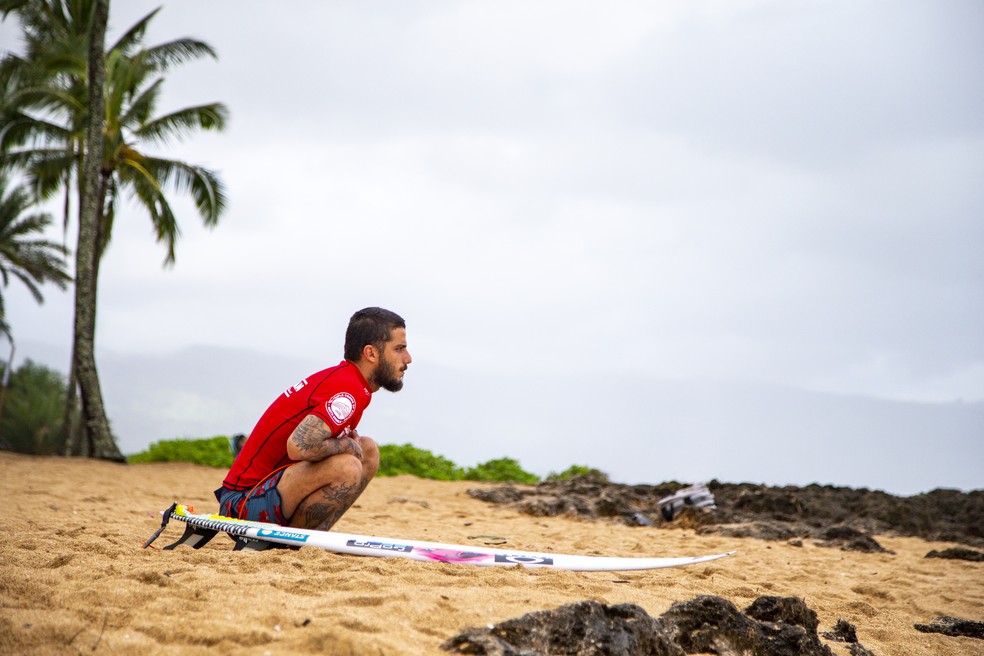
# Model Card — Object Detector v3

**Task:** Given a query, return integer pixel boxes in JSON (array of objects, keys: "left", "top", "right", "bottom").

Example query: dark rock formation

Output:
[
  {"left": 664, "top": 595, "right": 832, "bottom": 656},
  {"left": 816, "top": 527, "right": 893, "bottom": 554},
  {"left": 914, "top": 616, "right": 984, "bottom": 639},
  {"left": 444, "top": 595, "right": 837, "bottom": 656},
  {"left": 822, "top": 619, "right": 878, "bottom": 655},
  {"left": 468, "top": 477, "right": 983, "bottom": 547},
  {"left": 925, "top": 547, "right": 984, "bottom": 562},
  {"left": 443, "top": 601, "right": 680, "bottom": 656},
  {"left": 822, "top": 618, "right": 858, "bottom": 643}
]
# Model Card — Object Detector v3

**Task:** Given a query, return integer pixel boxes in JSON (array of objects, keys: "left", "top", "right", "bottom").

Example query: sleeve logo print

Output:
[{"left": 326, "top": 392, "right": 356, "bottom": 424}]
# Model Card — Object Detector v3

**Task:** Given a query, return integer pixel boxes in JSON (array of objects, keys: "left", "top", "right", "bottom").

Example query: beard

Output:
[{"left": 372, "top": 358, "right": 405, "bottom": 392}]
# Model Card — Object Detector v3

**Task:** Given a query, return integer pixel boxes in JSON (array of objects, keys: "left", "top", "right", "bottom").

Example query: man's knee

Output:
[
  {"left": 358, "top": 436, "right": 379, "bottom": 479},
  {"left": 329, "top": 453, "right": 365, "bottom": 485}
]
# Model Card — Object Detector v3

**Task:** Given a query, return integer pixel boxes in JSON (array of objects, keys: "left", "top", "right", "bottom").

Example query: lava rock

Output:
[
  {"left": 925, "top": 547, "right": 984, "bottom": 562},
  {"left": 914, "top": 616, "right": 984, "bottom": 639},
  {"left": 822, "top": 619, "right": 858, "bottom": 643},
  {"left": 817, "top": 527, "right": 893, "bottom": 554},
  {"left": 662, "top": 596, "right": 832, "bottom": 656},
  {"left": 443, "top": 600, "right": 682, "bottom": 656},
  {"left": 744, "top": 596, "right": 820, "bottom": 633},
  {"left": 444, "top": 595, "right": 836, "bottom": 656},
  {"left": 466, "top": 477, "right": 984, "bottom": 547}
]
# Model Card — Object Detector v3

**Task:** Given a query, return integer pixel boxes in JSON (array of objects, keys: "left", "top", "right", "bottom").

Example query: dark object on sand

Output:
[
  {"left": 914, "top": 616, "right": 984, "bottom": 639},
  {"left": 822, "top": 619, "right": 878, "bottom": 655},
  {"left": 819, "top": 526, "right": 893, "bottom": 554},
  {"left": 925, "top": 547, "right": 984, "bottom": 562},
  {"left": 443, "top": 595, "right": 835, "bottom": 656},
  {"left": 230, "top": 433, "right": 246, "bottom": 457},
  {"left": 823, "top": 618, "right": 859, "bottom": 642}
]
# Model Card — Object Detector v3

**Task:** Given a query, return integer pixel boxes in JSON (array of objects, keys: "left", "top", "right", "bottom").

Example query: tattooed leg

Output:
[
  {"left": 277, "top": 428, "right": 381, "bottom": 529},
  {"left": 292, "top": 477, "right": 370, "bottom": 531}
]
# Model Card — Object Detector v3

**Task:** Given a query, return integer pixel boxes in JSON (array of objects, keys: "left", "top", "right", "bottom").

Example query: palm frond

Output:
[
  {"left": 5, "top": 83, "right": 87, "bottom": 121},
  {"left": 0, "top": 112, "right": 76, "bottom": 151},
  {"left": 118, "top": 77, "right": 163, "bottom": 129},
  {"left": 7, "top": 267, "right": 45, "bottom": 301},
  {"left": 0, "top": 171, "right": 71, "bottom": 302},
  {"left": 108, "top": 6, "right": 161, "bottom": 56},
  {"left": 136, "top": 102, "right": 228, "bottom": 145},
  {"left": 0, "top": 0, "right": 33, "bottom": 20},
  {"left": 16, "top": 150, "right": 79, "bottom": 201},
  {"left": 140, "top": 155, "right": 226, "bottom": 227},
  {"left": 142, "top": 38, "right": 218, "bottom": 71},
  {"left": 124, "top": 160, "right": 179, "bottom": 265},
  {"left": 1, "top": 147, "right": 76, "bottom": 184}
]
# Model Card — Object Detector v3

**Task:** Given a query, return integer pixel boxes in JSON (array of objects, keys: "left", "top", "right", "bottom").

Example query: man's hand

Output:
[
  {"left": 287, "top": 415, "right": 363, "bottom": 462},
  {"left": 334, "top": 434, "right": 364, "bottom": 460}
]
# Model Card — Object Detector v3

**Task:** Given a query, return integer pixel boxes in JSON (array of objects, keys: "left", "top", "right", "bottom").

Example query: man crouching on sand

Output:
[{"left": 214, "top": 307, "right": 411, "bottom": 530}]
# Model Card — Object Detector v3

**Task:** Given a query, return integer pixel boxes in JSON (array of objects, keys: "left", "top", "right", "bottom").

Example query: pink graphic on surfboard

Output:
[{"left": 414, "top": 548, "right": 493, "bottom": 563}]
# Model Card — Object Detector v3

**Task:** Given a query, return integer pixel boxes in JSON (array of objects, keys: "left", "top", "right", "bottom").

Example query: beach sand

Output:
[{"left": 1, "top": 451, "right": 980, "bottom": 655}]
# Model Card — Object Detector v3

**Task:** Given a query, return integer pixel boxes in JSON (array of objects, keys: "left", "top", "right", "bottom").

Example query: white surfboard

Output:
[{"left": 148, "top": 504, "right": 735, "bottom": 572}]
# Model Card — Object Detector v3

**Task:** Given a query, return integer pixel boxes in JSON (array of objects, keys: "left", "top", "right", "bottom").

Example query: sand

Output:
[{"left": 1, "top": 451, "right": 980, "bottom": 655}]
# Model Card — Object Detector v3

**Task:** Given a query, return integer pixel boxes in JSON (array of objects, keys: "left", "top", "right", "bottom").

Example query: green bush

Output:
[
  {"left": 377, "top": 442, "right": 464, "bottom": 480},
  {"left": 128, "top": 435, "right": 234, "bottom": 468},
  {"left": 0, "top": 359, "right": 66, "bottom": 455},
  {"left": 464, "top": 457, "right": 540, "bottom": 484},
  {"left": 546, "top": 465, "right": 609, "bottom": 483},
  {"left": 125, "top": 437, "right": 547, "bottom": 486}
]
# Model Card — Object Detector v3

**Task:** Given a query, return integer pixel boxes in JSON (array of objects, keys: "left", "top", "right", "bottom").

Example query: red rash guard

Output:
[{"left": 222, "top": 360, "right": 372, "bottom": 491}]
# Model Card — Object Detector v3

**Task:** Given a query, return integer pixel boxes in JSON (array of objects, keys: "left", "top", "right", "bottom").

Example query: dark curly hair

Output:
[{"left": 343, "top": 307, "right": 406, "bottom": 362}]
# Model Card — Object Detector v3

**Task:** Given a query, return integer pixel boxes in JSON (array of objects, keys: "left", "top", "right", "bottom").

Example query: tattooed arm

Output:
[{"left": 286, "top": 414, "right": 364, "bottom": 462}]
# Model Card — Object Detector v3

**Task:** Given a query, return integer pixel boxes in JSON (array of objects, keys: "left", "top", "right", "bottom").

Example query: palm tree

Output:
[
  {"left": 0, "top": 170, "right": 71, "bottom": 423},
  {"left": 2, "top": 1, "right": 228, "bottom": 264},
  {"left": 1, "top": 0, "right": 228, "bottom": 458}
]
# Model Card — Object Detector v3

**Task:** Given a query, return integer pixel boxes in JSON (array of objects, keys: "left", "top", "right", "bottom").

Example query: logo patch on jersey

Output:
[{"left": 326, "top": 392, "right": 356, "bottom": 424}]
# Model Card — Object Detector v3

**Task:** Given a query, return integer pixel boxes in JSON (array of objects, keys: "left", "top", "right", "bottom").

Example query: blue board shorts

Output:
[{"left": 214, "top": 468, "right": 289, "bottom": 525}]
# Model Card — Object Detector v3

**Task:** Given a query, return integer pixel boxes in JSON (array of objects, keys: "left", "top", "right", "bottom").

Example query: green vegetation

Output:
[
  {"left": 128, "top": 435, "right": 234, "bottom": 469},
  {"left": 463, "top": 457, "right": 540, "bottom": 484},
  {"left": 546, "top": 465, "right": 609, "bottom": 482},
  {"left": 126, "top": 438, "right": 546, "bottom": 484},
  {"left": 377, "top": 443, "right": 464, "bottom": 480},
  {"left": 0, "top": 359, "right": 66, "bottom": 454}
]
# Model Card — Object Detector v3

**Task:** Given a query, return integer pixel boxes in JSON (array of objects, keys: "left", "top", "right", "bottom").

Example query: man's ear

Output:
[{"left": 361, "top": 343, "right": 378, "bottom": 364}]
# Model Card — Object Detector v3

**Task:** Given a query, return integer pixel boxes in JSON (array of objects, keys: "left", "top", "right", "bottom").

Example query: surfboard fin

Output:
[
  {"left": 143, "top": 502, "right": 219, "bottom": 549},
  {"left": 163, "top": 524, "right": 219, "bottom": 550},
  {"left": 232, "top": 536, "right": 300, "bottom": 552},
  {"left": 143, "top": 502, "right": 178, "bottom": 548},
  {"left": 232, "top": 536, "right": 273, "bottom": 551}
]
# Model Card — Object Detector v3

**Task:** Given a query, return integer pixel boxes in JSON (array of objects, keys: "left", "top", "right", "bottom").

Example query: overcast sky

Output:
[{"left": 3, "top": 2, "right": 982, "bottom": 490}]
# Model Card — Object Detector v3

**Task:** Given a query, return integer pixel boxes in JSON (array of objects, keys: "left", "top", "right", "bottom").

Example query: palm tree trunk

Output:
[
  {"left": 72, "top": 0, "right": 122, "bottom": 462},
  {"left": 61, "top": 159, "right": 84, "bottom": 456},
  {"left": 60, "top": 355, "right": 82, "bottom": 455},
  {"left": 0, "top": 337, "right": 13, "bottom": 427},
  {"left": 61, "top": 152, "right": 85, "bottom": 455}
]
